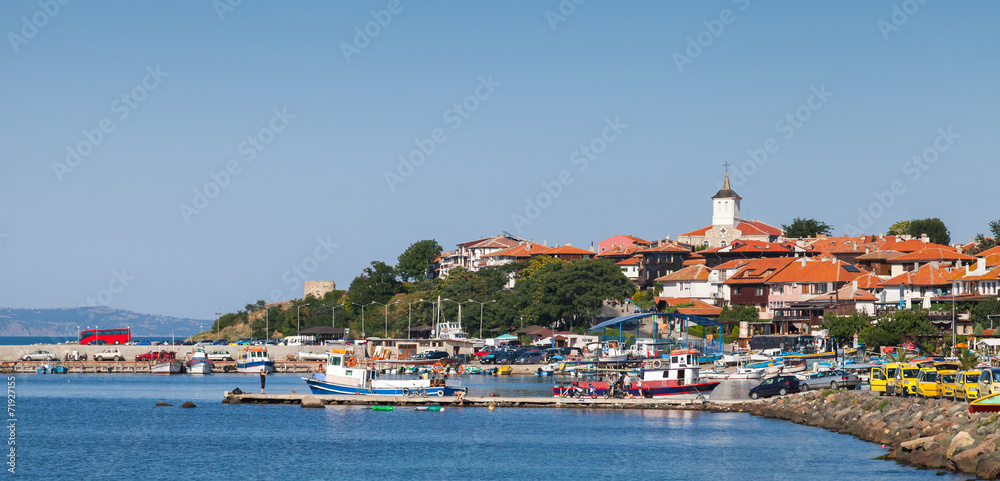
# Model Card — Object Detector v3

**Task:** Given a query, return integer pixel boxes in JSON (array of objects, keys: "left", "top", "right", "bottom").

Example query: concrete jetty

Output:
[{"left": 222, "top": 391, "right": 750, "bottom": 409}]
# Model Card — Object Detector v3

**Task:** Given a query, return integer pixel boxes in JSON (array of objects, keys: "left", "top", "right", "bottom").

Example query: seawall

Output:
[{"left": 715, "top": 390, "right": 1000, "bottom": 479}]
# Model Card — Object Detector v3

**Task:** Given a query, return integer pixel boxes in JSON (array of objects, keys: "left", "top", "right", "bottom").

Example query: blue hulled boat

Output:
[{"left": 303, "top": 349, "right": 466, "bottom": 397}]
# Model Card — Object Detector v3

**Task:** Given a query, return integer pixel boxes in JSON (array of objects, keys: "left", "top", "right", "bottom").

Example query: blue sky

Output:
[{"left": 1, "top": 1, "right": 997, "bottom": 321}]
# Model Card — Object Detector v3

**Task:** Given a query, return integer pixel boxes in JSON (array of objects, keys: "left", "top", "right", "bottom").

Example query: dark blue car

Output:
[{"left": 749, "top": 375, "right": 800, "bottom": 399}]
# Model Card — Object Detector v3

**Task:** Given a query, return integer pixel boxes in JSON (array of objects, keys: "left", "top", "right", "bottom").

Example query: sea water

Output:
[{"left": 12, "top": 374, "right": 969, "bottom": 480}]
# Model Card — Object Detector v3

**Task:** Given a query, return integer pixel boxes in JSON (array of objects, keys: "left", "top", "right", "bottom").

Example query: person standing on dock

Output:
[{"left": 260, "top": 369, "right": 267, "bottom": 394}]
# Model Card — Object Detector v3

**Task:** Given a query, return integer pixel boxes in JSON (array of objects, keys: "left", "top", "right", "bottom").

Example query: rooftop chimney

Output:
[{"left": 920, "top": 233, "right": 929, "bottom": 243}]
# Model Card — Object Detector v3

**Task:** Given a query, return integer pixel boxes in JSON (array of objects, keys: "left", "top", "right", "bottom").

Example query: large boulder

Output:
[{"left": 301, "top": 395, "right": 324, "bottom": 409}]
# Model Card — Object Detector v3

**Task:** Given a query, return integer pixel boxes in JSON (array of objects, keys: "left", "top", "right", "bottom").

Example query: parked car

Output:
[
  {"left": 207, "top": 350, "right": 234, "bottom": 362},
  {"left": 977, "top": 368, "right": 1000, "bottom": 399},
  {"left": 515, "top": 351, "right": 546, "bottom": 364},
  {"left": 893, "top": 365, "right": 920, "bottom": 397},
  {"left": 749, "top": 375, "right": 800, "bottom": 399},
  {"left": 20, "top": 350, "right": 57, "bottom": 361},
  {"left": 135, "top": 351, "right": 159, "bottom": 362},
  {"left": 90, "top": 339, "right": 108, "bottom": 345},
  {"left": 798, "top": 370, "right": 860, "bottom": 391},
  {"left": 452, "top": 354, "right": 472, "bottom": 364},
  {"left": 915, "top": 368, "right": 941, "bottom": 398},
  {"left": 936, "top": 370, "right": 958, "bottom": 399},
  {"left": 474, "top": 346, "right": 496, "bottom": 359},
  {"left": 93, "top": 348, "right": 124, "bottom": 362},
  {"left": 409, "top": 350, "right": 449, "bottom": 361},
  {"left": 956, "top": 370, "right": 981, "bottom": 402}
]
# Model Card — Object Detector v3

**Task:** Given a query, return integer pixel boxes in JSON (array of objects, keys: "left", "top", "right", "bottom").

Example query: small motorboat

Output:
[
  {"left": 297, "top": 351, "right": 331, "bottom": 361},
  {"left": 236, "top": 346, "right": 275, "bottom": 373},
  {"left": 303, "top": 349, "right": 466, "bottom": 396},
  {"left": 149, "top": 351, "right": 184, "bottom": 374},
  {"left": 497, "top": 365, "right": 512, "bottom": 376},
  {"left": 186, "top": 349, "right": 214, "bottom": 374},
  {"left": 970, "top": 392, "right": 1000, "bottom": 413}
]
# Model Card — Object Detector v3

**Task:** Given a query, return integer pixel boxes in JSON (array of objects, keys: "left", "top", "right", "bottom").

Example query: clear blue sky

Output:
[{"left": 1, "top": 1, "right": 997, "bottom": 320}]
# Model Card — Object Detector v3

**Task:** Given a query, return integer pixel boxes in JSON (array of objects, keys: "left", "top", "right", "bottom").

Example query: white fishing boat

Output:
[
  {"left": 297, "top": 351, "right": 331, "bottom": 361},
  {"left": 722, "top": 350, "right": 752, "bottom": 366},
  {"left": 586, "top": 340, "right": 629, "bottom": 362},
  {"left": 554, "top": 349, "right": 719, "bottom": 399},
  {"left": 186, "top": 349, "right": 213, "bottom": 374},
  {"left": 236, "top": 346, "right": 275, "bottom": 373},
  {"left": 303, "top": 349, "right": 466, "bottom": 396},
  {"left": 433, "top": 321, "right": 468, "bottom": 341},
  {"left": 151, "top": 351, "right": 183, "bottom": 374}
]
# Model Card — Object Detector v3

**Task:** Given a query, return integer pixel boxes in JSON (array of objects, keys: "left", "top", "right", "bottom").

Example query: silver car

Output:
[
  {"left": 21, "top": 350, "right": 57, "bottom": 361},
  {"left": 798, "top": 369, "right": 860, "bottom": 391}
]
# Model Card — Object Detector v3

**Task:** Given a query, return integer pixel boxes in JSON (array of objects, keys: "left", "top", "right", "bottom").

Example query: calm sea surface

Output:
[{"left": 12, "top": 373, "right": 970, "bottom": 480}]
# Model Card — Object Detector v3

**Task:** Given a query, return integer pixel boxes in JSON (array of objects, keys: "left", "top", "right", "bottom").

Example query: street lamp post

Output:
[
  {"left": 295, "top": 304, "right": 309, "bottom": 338},
  {"left": 321, "top": 303, "right": 342, "bottom": 338},
  {"left": 441, "top": 298, "right": 471, "bottom": 330},
  {"left": 352, "top": 301, "right": 377, "bottom": 338},
  {"left": 468, "top": 299, "right": 496, "bottom": 339}
]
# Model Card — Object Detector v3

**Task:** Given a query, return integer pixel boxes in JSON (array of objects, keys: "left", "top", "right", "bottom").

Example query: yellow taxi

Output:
[
  {"left": 915, "top": 368, "right": 940, "bottom": 398},
  {"left": 936, "top": 370, "right": 958, "bottom": 399},
  {"left": 877, "top": 363, "right": 902, "bottom": 396},
  {"left": 893, "top": 365, "right": 920, "bottom": 397},
  {"left": 956, "top": 370, "right": 981, "bottom": 402}
]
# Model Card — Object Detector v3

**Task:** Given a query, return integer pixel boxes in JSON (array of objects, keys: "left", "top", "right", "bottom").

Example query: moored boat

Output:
[
  {"left": 303, "top": 349, "right": 466, "bottom": 396},
  {"left": 236, "top": 346, "right": 275, "bottom": 373},
  {"left": 970, "top": 392, "right": 1000, "bottom": 413},
  {"left": 554, "top": 349, "right": 719, "bottom": 399},
  {"left": 186, "top": 349, "right": 214, "bottom": 374},
  {"left": 149, "top": 351, "right": 183, "bottom": 374}
]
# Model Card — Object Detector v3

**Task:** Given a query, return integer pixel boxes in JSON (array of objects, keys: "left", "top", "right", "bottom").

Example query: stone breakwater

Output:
[{"left": 714, "top": 390, "right": 1000, "bottom": 479}]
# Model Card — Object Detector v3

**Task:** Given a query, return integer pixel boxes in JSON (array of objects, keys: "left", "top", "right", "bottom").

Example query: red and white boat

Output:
[{"left": 554, "top": 349, "right": 719, "bottom": 399}]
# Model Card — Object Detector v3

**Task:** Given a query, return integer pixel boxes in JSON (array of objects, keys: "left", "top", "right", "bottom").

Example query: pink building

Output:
[{"left": 597, "top": 235, "right": 651, "bottom": 255}]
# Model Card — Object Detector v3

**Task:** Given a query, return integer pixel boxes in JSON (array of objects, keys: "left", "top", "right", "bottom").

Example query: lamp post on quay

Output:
[
  {"left": 352, "top": 301, "right": 377, "bottom": 338},
  {"left": 468, "top": 299, "right": 496, "bottom": 339}
]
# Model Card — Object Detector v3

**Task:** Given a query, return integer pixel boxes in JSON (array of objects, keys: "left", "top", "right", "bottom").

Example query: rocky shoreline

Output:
[{"left": 714, "top": 390, "right": 1000, "bottom": 479}]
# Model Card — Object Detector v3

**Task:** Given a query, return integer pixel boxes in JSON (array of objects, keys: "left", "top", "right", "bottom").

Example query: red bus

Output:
[{"left": 80, "top": 328, "right": 132, "bottom": 345}]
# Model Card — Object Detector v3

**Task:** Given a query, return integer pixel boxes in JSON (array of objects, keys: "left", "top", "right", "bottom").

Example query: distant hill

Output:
[{"left": 0, "top": 307, "right": 209, "bottom": 337}]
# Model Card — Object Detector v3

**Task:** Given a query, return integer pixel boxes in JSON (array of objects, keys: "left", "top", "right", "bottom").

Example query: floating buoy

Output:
[
  {"left": 488, "top": 404, "right": 495, "bottom": 412},
  {"left": 416, "top": 406, "right": 443, "bottom": 412},
  {"left": 372, "top": 405, "right": 394, "bottom": 411}
]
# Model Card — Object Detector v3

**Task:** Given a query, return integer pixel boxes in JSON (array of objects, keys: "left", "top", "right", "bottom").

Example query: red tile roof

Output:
[
  {"left": 615, "top": 257, "right": 641, "bottom": 266},
  {"left": 597, "top": 245, "right": 645, "bottom": 258},
  {"left": 637, "top": 243, "right": 690, "bottom": 254},
  {"left": 483, "top": 242, "right": 549, "bottom": 259},
  {"left": 889, "top": 248, "right": 977, "bottom": 263},
  {"left": 883, "top": 239, "right": 955, "bottom": 253},
  {"left": 701, "top": 240, "right": 800, "bottom": 254},
  {"left": 536, "top": 245, "right": 594, "bottom": 256},
  {"left": 679, "top": 220, "right": 782, "bottom": 238},
  {"left": 853, "top": 274, "right": 884, "bottom": 289},
  {"left": 654, "top": 265, "right": 711, "bottom": 282},
  {"left": 884, "top": 264, "right": 954, "bottom": 287},
  {"left": 977, "top": 246, "right": 1000, "bottom": 257},
  {"left": 723, "top": 258, "right": 797, "bottom": 284},
  {"left": 804, "top": 236, "right": 869, "bottom": 253},
  {"left": 951, "top": 265, "right": 1000, "bottom": 282},
  {"left": 622, "top": 235, "right": 651, "bottom": 245},
  {"left": 713, "top": 259, "right": 753, "bottom": 270},
  {"left": 765, "top": 257, "right": 864, "bottom": 284},
  {"left": 854, "top": 250, "right": 904, "bottom": 261},
  {"left": 808, "top": 284, "right": 879, "bottom": 302},
  {"left": 683, "top": 258, "right": 708, "bottom": 266}
]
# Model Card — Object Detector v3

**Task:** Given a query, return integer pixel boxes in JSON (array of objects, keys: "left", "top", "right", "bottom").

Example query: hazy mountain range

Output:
[{"left": 0, "top": 307, "right": 209, "bottom": 337}]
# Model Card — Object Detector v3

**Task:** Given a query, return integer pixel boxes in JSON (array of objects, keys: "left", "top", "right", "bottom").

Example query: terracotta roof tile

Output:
[
  {"left": 884, "top": 239, "right": 955, "bottom": 253},
  {"left": 723, "top": 258, "right": 797, "bottom": 284},
  {"left": 483, "top": 242, "right": 549, "bottom": 259},
  {"left": 765, "top": 257, "right": 864, "bottom": 284},
  {"left": 884, "top": 264, "right": 954, "bottom": 286},
  {"left": 654, "top": 265, "right": 711, "bottom": 282},
  {"left": 977, "top": 246, "right": 1000, "bottom": 257},
  {"left": 637, "top": 243, "right": 690, "bottom": 254},
  {"left": 535, "top": 245, "right": 594, "bottom": 256},
  {"left": 951, "top": 265, "right": 1000, "bottom": 282},
  {"left": 889, "top": 248, "right": 977, "bottom": 263}
]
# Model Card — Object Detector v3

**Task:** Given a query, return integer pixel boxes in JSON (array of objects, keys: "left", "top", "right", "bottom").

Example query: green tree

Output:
[
  {"left": 718, "top": 305, "right": 760, "bottom": 324},
  {"left": 861, "top": 309, "right": 936, "bottom": 348},
  {"left": 967, "top": 218, "right": 1000, "bottom": 255},
  {"left": 971, "top": 299, "right": 1000, "bottom": 330},
  {"left": 396, "top": 240, "right": 442, "bottom": 282},
  {"left": 906, "top": 218, "right": 951, "bottom": 245},
  {"left": 887, "top": 220, "right": 911, "bottom": 236},
  {"left": 347, "top": 261, "right": 403, "bottom": 306},
  {"left": 957, "top": 349, "right": 979, "bottom": 370},
  {"left": 781, "top": 217, "right": 832, "bottom": 238},
  {"left": 821, "top": 311, "right": 871, "bottom": 346}
]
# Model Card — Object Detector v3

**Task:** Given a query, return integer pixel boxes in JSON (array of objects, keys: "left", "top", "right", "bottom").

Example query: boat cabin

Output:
[
  {"left": 322, "top": 349, "right": 371, "bottom": 388},
  {"left": 639, "top": 349, "right": 701, "bottom": 385}
]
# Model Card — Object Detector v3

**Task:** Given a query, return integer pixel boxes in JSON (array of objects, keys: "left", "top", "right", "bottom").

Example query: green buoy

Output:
[
  {"left": 415, "top": 406, "right": 443, "bottom": 412},
  {"left": 372, "top": 405, "right": 394, "bottom": 411}
]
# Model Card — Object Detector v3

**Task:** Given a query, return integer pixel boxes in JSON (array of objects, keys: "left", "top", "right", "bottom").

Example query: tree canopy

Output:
[
  {"left": 347, "top": 261, "right": 404, "bottom": 306},
  {"left": 396, "top": 239, "right": 442, "bottom": 282},
  {"left": 821, "top": 311, "right": 870, "bottom": 346},
  {"left": 968, "top": 218, "right": 1000, "bottom": 255},
  {"left": 782, "top": 217, "right": 832, "bottom": 238},
  {"left": 889, "top": 218, "right": 951, "bottom": 245},
  {"left": 860, "top": 309, "right": 937, "bottom": 348}
]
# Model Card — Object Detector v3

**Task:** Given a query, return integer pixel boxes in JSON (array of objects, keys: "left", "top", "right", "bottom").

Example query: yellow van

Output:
[
  {"left": 894, "top": 365, "right": 920, "bottom": 397},
  {"left": 936, "top": 370, "right": 958, "bottom": 399},
  {"left": 956, "top": 370, "right": 981, "bottom": 402},
  {"left": 978, "top": 368, "right": 1000, "bottom": 399},
  {"left": 879, "top": 363, "right": 902, "bottom": 396},
  {"left": 915, "top": 368, "right": 940, "bottom": 398}
]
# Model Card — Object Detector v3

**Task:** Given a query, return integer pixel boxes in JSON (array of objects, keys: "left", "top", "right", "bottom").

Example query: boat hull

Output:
[
  {"left": 151, "top": 361, "right": 184, "bottom": 374},
  {"left": 970, "top": 392, "right": 1000, "bottom": 413},
  {"left": 303, "top": 378, "right": 465, "bottom": 397},
  {"left": 553, "top": 381, "right": 719, "bottom": 400},
  {"left": 186, "top": 360, "right": 213, "bottom": 374},
  {"left": 236, "top": 361, "right": 275, "bottom": 373}
]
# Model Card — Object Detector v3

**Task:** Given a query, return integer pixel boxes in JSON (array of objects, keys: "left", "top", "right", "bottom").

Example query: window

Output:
[
  {"left": 771, "top": 285, "right": 784, "bottom": 295},
  {"left": 703, "top": 241, "right": 709, "bottom": 247},
  {"left": 755, "top": 286, "right": 764, "bottom": 296},
  {"left": 801, "top": 284, "right": 811, "bottom": 294},
  {"left": 721, "top": 241, "right": 727, "bottom": 247}
]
